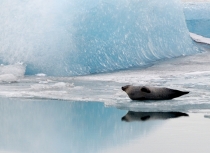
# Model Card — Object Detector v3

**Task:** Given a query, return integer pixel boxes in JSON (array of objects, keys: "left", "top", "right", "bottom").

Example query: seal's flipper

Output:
[
  {"left": 141, "top": 115, "right": 150, "bottom": 121},
  {"left": 141, "top": 86, "right": 151, "bottom": 93}
]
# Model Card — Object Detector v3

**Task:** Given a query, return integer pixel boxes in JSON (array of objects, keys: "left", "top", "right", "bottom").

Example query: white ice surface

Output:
[
  {"left": 0, "top": 63, "right": 25, "bottom": 83},
  {"left": 0, "top": 47, "right": 210, "bottom": 113},
  {"left": 190, "top": 32, "right": 210, "bottom": 44}
]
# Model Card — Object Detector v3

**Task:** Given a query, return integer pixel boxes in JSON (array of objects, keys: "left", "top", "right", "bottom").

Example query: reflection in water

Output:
[
  {"left": 0, "top": 98, "right": 163, "bottom": 153},
  {"left": 122, "top": 111, "right": 189, "bottom": 122},
  {"left": 204, "top": 114, "right": 210, "bottom": 119}
]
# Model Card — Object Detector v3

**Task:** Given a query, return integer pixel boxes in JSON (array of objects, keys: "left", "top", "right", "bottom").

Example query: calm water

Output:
[
  {"left": 0, "top": 1, "right": 210, "bottom": 152},
  {"left": 0, "top": 97, "right": 209, "bottom": 153}
]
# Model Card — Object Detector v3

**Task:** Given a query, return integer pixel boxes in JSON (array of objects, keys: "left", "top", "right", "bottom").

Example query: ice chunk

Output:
[{"left": 0, "top": 63, "right": 25, "bottom": 83}]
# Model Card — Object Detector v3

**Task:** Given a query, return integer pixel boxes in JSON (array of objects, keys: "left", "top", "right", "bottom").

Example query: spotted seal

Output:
[{"left": 121, "top": 85, "right": 189, "bottom": 100}]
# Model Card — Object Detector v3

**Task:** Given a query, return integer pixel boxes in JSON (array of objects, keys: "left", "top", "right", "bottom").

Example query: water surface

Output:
[{"left": 0, "top": 98, "right": 209, "bottom": 153}]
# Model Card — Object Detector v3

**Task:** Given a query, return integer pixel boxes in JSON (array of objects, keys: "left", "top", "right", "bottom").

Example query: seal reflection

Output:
[{"left": 122, "top": 111, "right": 189, "bottom": 122}]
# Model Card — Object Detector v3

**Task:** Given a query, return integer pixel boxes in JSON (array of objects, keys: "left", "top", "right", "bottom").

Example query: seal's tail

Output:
[
  {"left": 181, "top": 91, "right": 190, "bottom": 95},
  {"left": 168, "top": 89, "right": 189, "bottom": 99}
]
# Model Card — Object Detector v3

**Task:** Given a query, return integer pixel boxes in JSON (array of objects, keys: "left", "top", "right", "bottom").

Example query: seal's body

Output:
[{"left": 121, "top": 85, "right": 189, "bottom": 100}]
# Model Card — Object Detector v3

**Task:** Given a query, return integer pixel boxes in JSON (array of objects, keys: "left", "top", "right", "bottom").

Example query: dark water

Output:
[{"left": 0, "top": 98, "right": 210, "bottom": 153}]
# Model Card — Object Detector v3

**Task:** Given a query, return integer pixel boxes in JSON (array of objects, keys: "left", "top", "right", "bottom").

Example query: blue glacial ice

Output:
[
  {"left": 184, "top": 2, "right": 210, "bottom": 38},
  {"left": 0, "top": 0, "right": 199, "bottom": 76}
]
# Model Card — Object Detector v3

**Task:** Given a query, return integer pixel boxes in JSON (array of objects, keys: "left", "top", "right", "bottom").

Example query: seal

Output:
[
  {"left": 121, "top": 85, "right": 189, "bottom": 100},
  {"left": 121, "top": 111, "right": 189, "bottom": 122}
]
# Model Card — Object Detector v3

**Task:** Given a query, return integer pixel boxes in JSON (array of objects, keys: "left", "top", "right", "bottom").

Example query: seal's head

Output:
[
  {"left": 121, "top": 116, "right": 128, "bottom": 122},
  {"left": 121, "top": 85, "right": 131, "bottom": 91}
]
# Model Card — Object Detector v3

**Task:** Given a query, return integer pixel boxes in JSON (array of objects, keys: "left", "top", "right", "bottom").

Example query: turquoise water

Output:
[{"left": 0, "top": 98, "right": 210, "bottom": 153}]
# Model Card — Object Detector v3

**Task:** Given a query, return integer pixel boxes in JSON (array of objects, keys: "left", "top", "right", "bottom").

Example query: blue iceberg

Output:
[
  {"left": 184, "top": 2, "right": 210, "bottom": 38},
  {"left": 0, "top": 0, "right": 199, "bottom": 76}
]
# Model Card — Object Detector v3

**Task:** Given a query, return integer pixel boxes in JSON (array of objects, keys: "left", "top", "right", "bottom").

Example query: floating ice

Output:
[
  {"left": 190, "top": 33, "right": 210, "bottom": 44},
  {"left": 30, "top": 82, "right": 74, "bottom": 90},
  {"left": 183, "top": 2, "right": 210, "bottom": 20},
  {"left": 184, "top": 2, "right": 210, "bottom": 38},
  {"left": 36, "top": 73, "right": 47, "bottom": 77},
  {"left": 0, "top": 0, "right": 198, "bottom": 76},
  {"left": 0, "top": 63, "right": 25, "bottom": 83}
]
